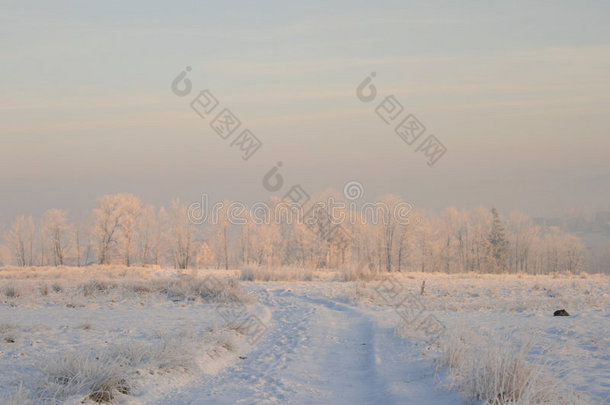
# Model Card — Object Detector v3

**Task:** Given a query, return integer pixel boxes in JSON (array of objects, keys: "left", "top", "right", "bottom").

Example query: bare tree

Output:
[
  {"left": 6, "top": 216, "right": 35, "bottom": 266},
  {"left": 137, "top": 205, "right": 157, "bottom": 265},
  {"left": 508, "top": 211, "right": 538, "bottom": 273},
  {"left": 92, "top": 193, "right": 140, "bottom": 265},
  {"left": 118, "top": 194, "right": 142, "bottom": 266},
  {"left": 168, "top": 199, "right": 195, "bottom": 269},
  {"left": 42, "top": 209, "right": 70, "bottom": 266},
  {"left": 376, "top": 195, "right": 406, "bottom": 272},
  {"left": 211, "top": 200, "right": 233, "bottom": 270}
]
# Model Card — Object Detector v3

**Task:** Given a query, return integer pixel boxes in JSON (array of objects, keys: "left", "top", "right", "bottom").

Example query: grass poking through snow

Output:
[{"left": 435, "top": 329, "right": 586, "bottom": 404}]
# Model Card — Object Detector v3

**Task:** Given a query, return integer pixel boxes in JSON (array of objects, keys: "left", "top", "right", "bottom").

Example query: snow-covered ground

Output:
[
  {"left": 154, "top": 284, "right": 463, "bottom": 404},
  {"left": 0, "top": 267, "right": 608, "bottom": 404}
]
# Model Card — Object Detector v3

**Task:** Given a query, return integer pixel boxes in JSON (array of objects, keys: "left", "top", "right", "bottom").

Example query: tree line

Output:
[{"left": 0, "top": 191, "right": 599, "bottom": 274}]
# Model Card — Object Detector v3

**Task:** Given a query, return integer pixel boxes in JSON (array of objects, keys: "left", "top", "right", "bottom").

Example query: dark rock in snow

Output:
[{"left": 553, "top": 309, "right": 570, "bottom": 316}]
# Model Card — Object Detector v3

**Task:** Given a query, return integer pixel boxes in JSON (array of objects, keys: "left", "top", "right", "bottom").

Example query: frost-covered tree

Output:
[
  {"left": 197, "top": 241, "right": 215, "bottom": 268},
  {"left": 42, "top": 209, "right": 70, "bottom": 266},
  {"left": 92, "top": 193, "right": 141, "bottom": 265},
  {"left": 211, "top": 200, "right": 233, "bottom": 270},
  {"left": 562, "top": 233, "right": 585, "bottom": 273},
  {"left": 0, "top": 190, "right": 594, "bottom": 273},
  {"left": 507, "top": 211, "right": 538, "bottom": 273},
  {"left": 6, "top": 215, "right": 35, "bottom": 266},
  {"left": 375, "top": 195, "right": 409, "bottom": 272},
  {"left": 73, "top": 217, "right": 93, "bottom": 267},
  {"left": 487, "top": 207, "right": 508, "bottom": 272},
  {"left": 136, "top": 205, "right": 157, "bottom": 265},
  {"left": 168, "top": 199, "right": 196, "bottom": 269},
  {"left": 118, "top": 195, "right": 142, "bottom": 266}
]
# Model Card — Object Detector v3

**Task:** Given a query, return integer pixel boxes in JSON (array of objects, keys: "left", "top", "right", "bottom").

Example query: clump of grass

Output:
[
  {"left": 2, "top": 285, "right": 20, "bottom": 298},
  {"left": 239, "top": 266, "right": 314, "bottom": 281},
  {"left": 350, "top": 281, "right": 378, "bottom": 304},
  {"left": 240, "top": 268, "right": 255, "bottom": 281},
  {"left": 151, "top": 337, "right": 198, "bottom": 372},
  {"left": 338, "top": 261, "right": 379, "bottom": 281},
  {"left": 36, "top": 329, "right": 223, "bottom": 402},
  {"left": 128, "top": 282, "right": 153, "bottom": 294},
  {"left": 79, "top": 322, "right": 93, "bottom": 330},
  {"left": 88, "top": 378, "right": 130, "bottom": 403},
  {"left": 37, "top": 350, "right": 132, "bottom": 403},
  {"left": 2, "top": 383, "right": 33, "bottom": 405},
  {"left": 436, "top": 329, "right": 582, "bottom": 404},
  {"left": 79, "top": 280, "right": 118, "bottom": 296},
  {"left": 40, "top": 284, "right": 49, "bottom": 296},
  {"left": 155, "top": 276, "right": 243, "bottom": 303}
]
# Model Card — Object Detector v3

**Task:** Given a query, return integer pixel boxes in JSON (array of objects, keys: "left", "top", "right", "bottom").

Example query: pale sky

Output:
[{"left": 1, "top": 0, "right": 609, "bottom": 223}]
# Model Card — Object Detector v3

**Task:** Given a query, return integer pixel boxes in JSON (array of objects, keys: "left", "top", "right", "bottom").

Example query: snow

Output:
[
  {"left": 155, "top": 285, "right": 463, "bottom": 404},
  {"left": 0, "top": 268, "right": 608, "bottom": 404}
]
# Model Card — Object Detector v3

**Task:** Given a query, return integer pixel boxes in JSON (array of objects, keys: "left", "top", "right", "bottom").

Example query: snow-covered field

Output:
[{"left": 0, "top": 267, "right": 608, "bottom": 404}]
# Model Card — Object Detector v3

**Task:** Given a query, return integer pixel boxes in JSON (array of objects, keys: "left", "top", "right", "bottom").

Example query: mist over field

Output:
[{"left": 1, "top": 1, "right": 609, "bottom": 404}]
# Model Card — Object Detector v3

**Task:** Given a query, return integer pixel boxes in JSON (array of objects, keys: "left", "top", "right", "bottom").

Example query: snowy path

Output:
[{"left": 154, "top": 286, "right": 462, "bottom": 404}]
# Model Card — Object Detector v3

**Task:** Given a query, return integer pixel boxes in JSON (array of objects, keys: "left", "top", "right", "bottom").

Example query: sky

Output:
[{"left": 1, "top": 0, "right": 609, "bottom": 224}]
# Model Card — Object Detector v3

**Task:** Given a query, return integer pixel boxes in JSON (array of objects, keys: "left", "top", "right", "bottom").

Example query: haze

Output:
[{"left": 1, "top": 0, "right": 609, "bottom": 222}]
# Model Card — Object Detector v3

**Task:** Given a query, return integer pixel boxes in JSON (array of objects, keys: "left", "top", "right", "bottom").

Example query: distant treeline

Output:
[{"left": 2, "top": 191, "right": 608, "bottom": 274}]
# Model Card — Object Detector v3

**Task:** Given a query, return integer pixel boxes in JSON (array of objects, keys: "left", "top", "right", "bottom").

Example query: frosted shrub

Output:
[
  {"left": 38, "top": 350, "right": 132, "bottom": 403},
  {"left": 436, "top": 330, "right": 582, "bottom": 404}
]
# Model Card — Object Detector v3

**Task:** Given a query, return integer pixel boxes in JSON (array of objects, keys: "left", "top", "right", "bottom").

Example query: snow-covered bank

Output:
[{"left": 0, "top": 267, "right": 260, "bottom": 403}]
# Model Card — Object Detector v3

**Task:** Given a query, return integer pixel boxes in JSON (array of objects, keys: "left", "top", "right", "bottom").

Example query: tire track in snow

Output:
[{"left": 153, "top": 285, "right": 462, "bottom": 404}]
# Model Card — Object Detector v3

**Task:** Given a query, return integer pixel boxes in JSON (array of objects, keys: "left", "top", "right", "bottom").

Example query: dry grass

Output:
[
  {"left": 1, "top": 284, "right": 20, "bottom": 299},
  {"left": 0, "top": 266, "right": 247, "bottom": 306},
  {"left": 37, "top": 350, "right": 132, "bottom": 403},
  {"left": 239, "top": 266, "right": 313, "bottom": 282},
  {"left": 34, "top": 327, "right": 242, "bottom": 403},
  {"left": 338, "top": 262, "right": 378, "bottom": 281},
  {"left": 2, "top": 384, "right": 33, "bottom": 405},
  {"left": 435, "top": 329, "right": 585, "bottom": 405}
]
